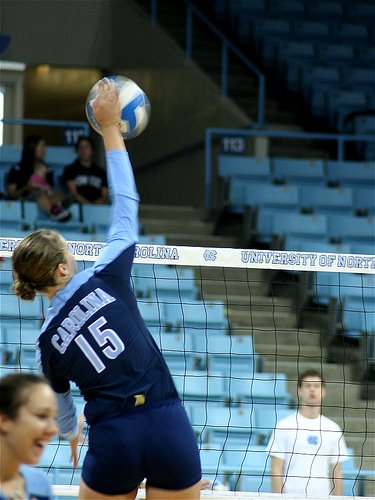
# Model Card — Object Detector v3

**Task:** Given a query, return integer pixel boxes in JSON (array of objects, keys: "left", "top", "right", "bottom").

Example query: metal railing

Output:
[{"left": 149, "top": 0, "right": 266, "bottom": 128}]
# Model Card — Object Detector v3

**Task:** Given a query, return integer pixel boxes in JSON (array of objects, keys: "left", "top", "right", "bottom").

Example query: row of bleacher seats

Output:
[
  {"left": 218, "top": 155, "right": 375, "bottom": 189},
  {"left": 0, "top": 199, "right": 112, "bottom": 230},
  {"left": 215, "top": 0, "right": 375, "bottom": 146},
  {"left": 219, "top": 0, "right": 375, "bottom": 25},
  {"left": 221, "top": 0, "right": 375, "bottom": 44},
  {"left": 217, "top": 154, "right": 375, "bottom": 246}
]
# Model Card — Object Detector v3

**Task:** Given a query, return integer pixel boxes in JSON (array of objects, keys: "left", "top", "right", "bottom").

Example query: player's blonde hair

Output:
[{"left": 12, "top": 229, "right": 67, "bottom": 301}]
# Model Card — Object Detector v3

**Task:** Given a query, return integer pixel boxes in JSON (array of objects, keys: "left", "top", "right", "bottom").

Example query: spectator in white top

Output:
[{"left": 266, "top": 369, "right": 348, "bottom": 496}]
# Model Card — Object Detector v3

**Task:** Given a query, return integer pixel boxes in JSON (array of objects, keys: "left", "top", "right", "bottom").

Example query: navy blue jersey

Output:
[{"left": 37, "top": 151, "right": 178, "bottom": 434}]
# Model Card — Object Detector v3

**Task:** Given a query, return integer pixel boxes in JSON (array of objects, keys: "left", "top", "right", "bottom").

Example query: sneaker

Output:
[{"left": 50, "top": 203, "right": 71, "bottom": 222}]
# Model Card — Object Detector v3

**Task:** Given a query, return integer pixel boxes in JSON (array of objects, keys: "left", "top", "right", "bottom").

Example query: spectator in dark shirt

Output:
[
  {"left": 62, "top": 136, "right": 108, "bottom": 204},
  {"left": 7, "top": 134, "right": 71, "bottom": 221}
]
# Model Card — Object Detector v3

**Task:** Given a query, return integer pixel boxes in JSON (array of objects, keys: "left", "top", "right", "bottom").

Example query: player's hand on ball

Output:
[{"left": 92, "top": 78, "right": 121, "bottom": 131}]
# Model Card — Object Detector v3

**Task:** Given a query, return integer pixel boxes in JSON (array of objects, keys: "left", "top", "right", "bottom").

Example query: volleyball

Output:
[{"left": 85, "top": 75, "right": 151, "bottom": 139}]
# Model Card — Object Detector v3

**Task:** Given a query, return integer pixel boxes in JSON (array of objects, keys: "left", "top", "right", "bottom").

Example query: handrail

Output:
[
  {"left": 149, "top": 0, "right": 266, "bottom": 128},
  {"left": 205, "top": 127, "right": 375, "bottom": 209},
  {"left": 2, "top": 117, "right": 89, "bottom": 132}
]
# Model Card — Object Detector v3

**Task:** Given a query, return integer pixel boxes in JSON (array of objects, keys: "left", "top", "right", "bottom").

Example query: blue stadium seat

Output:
[
  {"left": 276, "top": 42, "right": 316, "bottom": 90},
  {"left": 350, "top": 243, "right": 375, "bottom": 256},
  {"left": 284, "top": 236, "right": 351, "bottom": 255},
  {"left": 199, "top": 447, "right": 227, "bottom": 477},
  {"left": 135, "top": 265, "right": 198, "bottom": 302},
  {"left": 253, "top": 406, "right": 295, "bottom": 445},
  {"left": 272, "top": 157, "right": 325, "bottom": 184},
  {"left": 224, "top": 176, "right": 250, "bottom": 213},
  {"left": 19, "top": 344, "right": 37, "bottom": 369},
  {"left": 343, "top": 68, "right": 375, "bottom": 92},
  {"left": 136, "top": 300, "right": 166, "bottom": 336},
  {"left": 341, "top": 296, "right": 375, "bottom": 338},
  {"left": 0, "top": 226, "right": 28, "bottom": 239},
  {"left": 164, "top": 300, "right": 228, "bottom": 336},
  {"left": 245, "top": 183, "right": 299, "bottom": 209},
  {"left": 230, "top": 373, "right": 290, "bottom": 405},
  {"left": 0, "top": 266, "right": 14, "bottom": 292},
  {"left": 0, "top": 295, "right": 43, "bottom": 321},
  {"left": 81, "top": 204, "right": 112, "bottom": 232},
  {"left": 332, "top": 23, "right": 369, "bottom": 45},
  {"left": 306, "top": 1, "right": 344, "bottom": 19},
  {"left": 236, "top": 474, "right": 272, "bottom": 493},
  {"left": 293, "top": 20, "right": 330, "bottom": 41},
  {"left": 356, "top": 46, "right": 375, "bottom": 65},
  {"left": 352, "top": 187, "right": 375, "bottom": 215},
  {"left": 317, "top": 44, "right": 355, "bottom": 68},
  {"left": 225, "top": 445, "right": 270, "bottom": 474},
  {"left": 327, "top": 214, "right": 374, "bottom": 244},
  {"left": 0, "top": 200, "right": 23, "bottom": 228},
  {"left": 314, "top": 272, "right": 375, "bottom": 307},
  {"left": 155, "top": 332, "right": 196, "bottom": 372},
  {"left": 347, "top": 2, "right": 375, "bottom": 22},
  {"left": 231, "top": 7, "right": 268, "bottom": 42},
  {"left": 299, "top": 66, "right": 340, "bottom": 116},
  {"left": 0, "top": 144, "right": 22, "bottom": 170},
  {"left": 218, "top": 155, "right": 271, "bottom": 181},
  {"left": 191, "top": 405, "right": 257, "bottom": 446},
  {"left": 341, "top": 448, "right": 375, "bottom": 497},
  {"left": 299, "top": 186, "right": 353, "bottom": 214},
  {"left": 227, "top": 445, "right": 271, "bottom": 491},
  {"left": 137, "top": 234, "right": 166, "bottom": 245},
  {"left": 172, "top": 370, "right": 227, "bottom": 405},
  {"left": 250, "top": 19, "right": 291, "bottom": 63},
  {"left": 193, "top": 333, "right": 258, "bottom": 374},
  {"left": 268, "top": 0, "right": 304, "bottom": 18},
  {"left": 271, "top": 212, "right": 328, "bottom": 242},
  {"left": 325, "top": 90, "right": 368, "bottom": 131},
  {"left": 0, "top": 169, "right": 7, "bottom": 196},
  {"left": 326, "top": 160, "right": 375, "bottom": 187},
  {"left": 44, "top": 146, "right": 76, "bottom": 167}
]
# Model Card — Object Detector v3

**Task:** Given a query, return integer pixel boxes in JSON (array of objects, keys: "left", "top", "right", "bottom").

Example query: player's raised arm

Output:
[{"left": 91, "top": 78, "right": 125, "bottom": 153}]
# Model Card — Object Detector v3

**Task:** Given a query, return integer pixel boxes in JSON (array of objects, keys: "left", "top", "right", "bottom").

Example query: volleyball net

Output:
[{"left": 0, "top": 237, "right": 374, "bottom": 499}]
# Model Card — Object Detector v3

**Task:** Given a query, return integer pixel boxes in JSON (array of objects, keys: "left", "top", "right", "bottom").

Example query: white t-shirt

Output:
[{"left": 266, "top": 411, "right": 348, "bottom": 496}]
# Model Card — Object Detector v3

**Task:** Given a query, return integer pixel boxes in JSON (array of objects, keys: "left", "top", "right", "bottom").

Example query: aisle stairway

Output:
[
  {"left": 139, "top": 203, "right": 375, "bottom": 477},
  {"left": 134, "top": 0, "right": 333, "bottom": 159}
]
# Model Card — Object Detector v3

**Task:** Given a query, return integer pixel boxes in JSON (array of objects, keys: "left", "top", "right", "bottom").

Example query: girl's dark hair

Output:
[
  {"left": 12, "top": 229, "right": 67, "bottom": 301},
  {"left": 0, "top": 373, "right": 49, "bottom": 419},
  {"left": 19, "top": 134, "right": 44, "bottom": 171}
]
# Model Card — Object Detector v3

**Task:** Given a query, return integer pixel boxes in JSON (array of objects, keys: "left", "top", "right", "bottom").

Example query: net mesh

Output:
[{"left": 0, "top": 238, "right": 374, "bottom": 498}]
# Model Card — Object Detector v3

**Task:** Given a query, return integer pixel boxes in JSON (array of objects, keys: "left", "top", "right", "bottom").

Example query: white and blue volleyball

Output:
[{"left": 85, "top": 75, "right": 151, "bottom": 139}]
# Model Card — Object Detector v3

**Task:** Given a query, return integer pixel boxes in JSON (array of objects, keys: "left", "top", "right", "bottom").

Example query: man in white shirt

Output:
[{"left": 266, "top": 369, "right": 348, "bottom": 496}]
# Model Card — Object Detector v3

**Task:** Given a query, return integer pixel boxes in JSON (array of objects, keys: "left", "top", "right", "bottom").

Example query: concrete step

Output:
[
  {"left": 228, "top": 309, "right": 297, "bottom": 329},
  {"left": 207, "top": 294, "right": 292, "bottom": 308},
  {"left": 202, "top": 282, "right": 269, "bottom": 298},
  {"left": 163, "top": 233, "right": 237, "bottom": 247},
  {"left": 139, "top": 204, "right": 209, "bottom": 220},
  {"left": 142, "top": 219, "right": 214, "bottom": 236},
  {"left": 251, "top": 328, "right": 323, "bottom": 347},
  {"left": 227, "top": 298, "right": 296, "bottom": 316},
  {"left": 256, "top": 343, "right": 327, "bottom": 363}
]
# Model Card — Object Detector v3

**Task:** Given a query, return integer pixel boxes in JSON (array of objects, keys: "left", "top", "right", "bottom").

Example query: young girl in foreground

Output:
[{"left": 0, "top": 373, "right": 57, "bottom": 500}]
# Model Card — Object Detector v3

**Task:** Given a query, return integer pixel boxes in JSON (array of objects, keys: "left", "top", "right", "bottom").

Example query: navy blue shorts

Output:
[{"left": 81, "top": 399, "right": 202, "bottom": 495}]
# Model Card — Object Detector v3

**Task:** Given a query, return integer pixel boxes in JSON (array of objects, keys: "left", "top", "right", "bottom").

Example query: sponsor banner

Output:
[{"left": 1, "top": 237, "right": 374, "bottom": 274}]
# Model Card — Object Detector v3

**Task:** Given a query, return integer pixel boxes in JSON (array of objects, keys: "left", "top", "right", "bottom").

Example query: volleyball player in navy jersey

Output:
[{"left": 12, "top": 79, "right": 202, "bottom": 500}]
